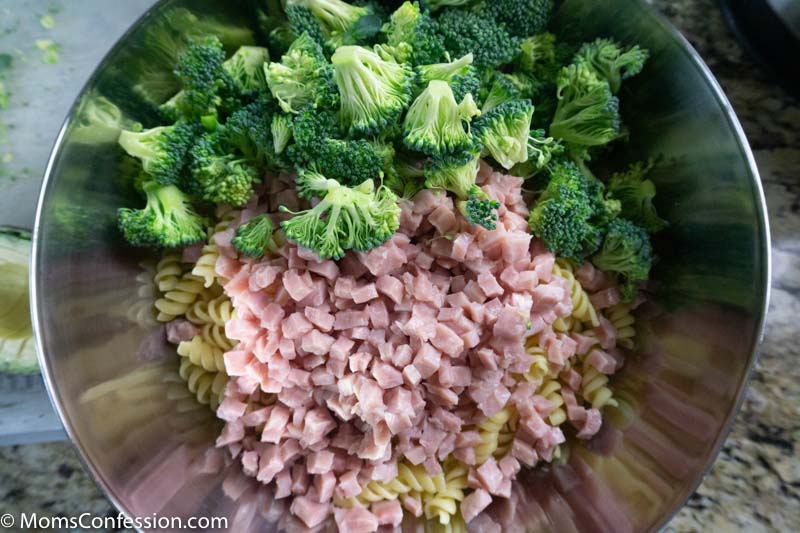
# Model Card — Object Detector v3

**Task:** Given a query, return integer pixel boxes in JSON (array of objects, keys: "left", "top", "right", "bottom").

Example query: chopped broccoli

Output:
[
  {"left": 271, "top": 114, "right": 293, "bottom": 155},
  {"left": 437, "top": 8, "right": 519, "bottom": 70},
  {"left": 549, "top": 63, "right": 620, "bottom": 149},
  {"left": 528, "top": 159, "right": 613, "bottom": 261},
  {"left": 118, "top": 181, "right": 209, "bottom": 248},
  {"left": 331, "top": 45, "right": 414, "bottom": 136},
  {"left": 189, "top": 132, "right": 259, "bottom": 206},
  {"left": 416, "top": 53, "right": 480, "bottom": 101},
  {"left": 424, "top": 151, "right": 499, "bottom": 229},
  {"left": 510, "top": 128, "right": 564, "bottom": 178},
  {"left": 160, "top": 36, "right": 228, "bottom": 121},
  {"left": 117, "top": 121, "right": 201, "bottom": 186},
  {"left": 420, "top": 0, "right": 473, "bottom": 12},
  {"left": 482, "top": 74, "right": 523, "bottom": 113},
  {"left": 72, "top": 92, "right": 142, "bottom": 145},
  {"left": 286, "top": 0, "right": 381, "bottom": 49},
  {"left": 379, "top": 1, "right": 445, "bottom": 65},
  {"left": 516, "top": 32, "right": 556, "bottom": 74},
  {"left": 285, "top": 5, "right": 328, "bottom": 49},
  {"left": 224, "top": 97, "right": 278, "bottom": 167},
  {"left": 232, "top": 214, "right": 276, "bottom": 258},
  {"left": 473, "top": 99, "right": 534, "bottom": 169},
  {"left": 402, "top": 80, "right": 479, "bottom": 156},
  {"left": 574, "top": 38, "right": 648, "bottom": 94},
  {"left": 280, "top": 173, "right": 401, "bottom": 259},
  {"left": 265, "top": 32, "right": 339, "bottom": 113},
  {"left": 607, "top": 160, "right": 668, "bottom": 233},
  {"left": 385, "top": 153, "right": 426, "bottom": 199},
  {"left": 223, "top": 46, "right": 270, "bottom": 96},
  {"left": 485, "top": 0, "right": 552, "bottom": 38},
  {"left": 289, "top": 107, "right": 342, "bottom": 152},
  {"left": 591, "top": 218, "right": 653, "bottom": 300}
]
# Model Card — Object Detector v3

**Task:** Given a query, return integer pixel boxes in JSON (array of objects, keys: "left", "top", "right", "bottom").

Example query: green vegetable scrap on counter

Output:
[
  {"left": 35, "top": 38, "right": 61, "bottom": 64},
  {"left": 0, "top": 228, "right": 38, "bottom": 375},
  {"left": 109, "top": 0, "right": 664, "bottom": 297}
]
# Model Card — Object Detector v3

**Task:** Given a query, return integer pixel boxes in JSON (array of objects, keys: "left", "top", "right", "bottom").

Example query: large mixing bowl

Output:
[{"left": 31, "top": 0, "right": 770, "bottom": 531}]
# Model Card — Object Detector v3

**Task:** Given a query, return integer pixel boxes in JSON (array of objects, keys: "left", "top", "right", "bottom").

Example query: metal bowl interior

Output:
[{"left": 31, "top": 0, "right": 770, "bottom": 531}]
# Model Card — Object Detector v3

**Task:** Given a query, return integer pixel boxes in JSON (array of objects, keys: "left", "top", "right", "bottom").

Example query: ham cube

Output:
[
  {"left": 334, "top": 505, "right": 379, "bottom": 533},
  {"left": 413, "top": 343, "right": 442, "bottom": 379},
  {"left": 307, "top": 450, "right": 335, "bottom": 474},
  {"left": 372, "top": 362, "right": 404, "bottom": 389},
  {"left": 376, "top": 275, "right": 404, "bottom": 305},
  {"left": 476, "top": 457, "right": 503, "bottom": 494},
  {"left": 371, "top": 500, "right": 403, "bottom": 527},
  {"left": 283, "top": 269, "right": 314, "bottom": 302},
  {"left": 304, "top": 306, "right": 335, "bottom": 332},
  {"left": 477, "top": 271, "right": 504, "bottom": 298},
  {"left": 291, "top": 496, "right": 330, "bottom": 528},
  {"left": 352, "top": 283, "right": 379, "bottom": 304},
  {"left": 282, "top": 312, "right": 313, "bottom": 340},
  {"left": 301, "top": 330, "right": 336, "bottom": 355},
  {"left": 315, "top": 471, "right": 337, "bottom": 503},
  {"left": 431, "top": 323, "right": 465, "bottom": 356},
  {"left": 461, "top": 488, "right": 492, "bottom": 523}
]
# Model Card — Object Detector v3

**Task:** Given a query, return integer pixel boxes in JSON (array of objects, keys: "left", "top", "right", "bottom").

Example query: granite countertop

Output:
[{"left": 0, "top": 0, "right": 798, "bottom": 531}]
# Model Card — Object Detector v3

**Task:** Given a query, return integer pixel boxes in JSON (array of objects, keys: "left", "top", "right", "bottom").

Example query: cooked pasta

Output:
[
  {"left": 538, "top": 379, "right": 567, "bottom": 426},
  {"left": 424, "top": 459, "right": 468, "bottom": 525},
  {"left": 581, "top": 359, "right": 618, "bottom": 409},
  {"left": 474, "top": 407, "right": 512, "bottom": 465},
  {"left": 553, "top": 260, "right": 600, "bottom": 327},
  {"left": 604, "top": 303, "right": 636, "bottom": 349},
  {"left": 154, "top": 253, "right": 184, "bottom": 293},
  {"left": 177, "top": 335, "right": 226, "bottom": 373},
  {"left": 522, "top": 336, "right": 550, "bottom": 383},
  {"left": 494, "top": 410, "right": 517, "bottom": 460},
  {"left": 357, "top": 461, "right": 444, "bottom": 505},
  {"left": 154, "top": 272, "right": 205, "bottom": 322},
  {"left": 178, "top": 357, "right": 227, "bottom": 410},
  {"left": 188, "top": 294, "right": 235, "bottom": 326}
]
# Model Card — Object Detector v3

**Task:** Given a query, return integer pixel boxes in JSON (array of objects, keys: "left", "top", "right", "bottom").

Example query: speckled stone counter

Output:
[{"left": 1, "top": 0, "right": 798, "bottom": 531}]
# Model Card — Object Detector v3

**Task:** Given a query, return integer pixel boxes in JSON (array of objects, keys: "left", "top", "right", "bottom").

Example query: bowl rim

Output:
[{"left": 30, "top": 0, "right": 772, "bottom": 531}]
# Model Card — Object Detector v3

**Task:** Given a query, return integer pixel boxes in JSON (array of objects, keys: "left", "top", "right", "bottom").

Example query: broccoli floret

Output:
[
  {"left": 403, "top": 80, "right": 479, "bottom": 156},
  {"left": 232, "top": 214, "right": 276, "bottom": 258},
  {"left": 516, "top": 32, "right": 556, "bottom": 74},
  {"left": 224, "top": 97, "right": 277, "bottom": 167},
  {"left": 117, "top": 121, "right": 201, "bottom": 186},
  {"left": 271, "top": 114, "right": 293, "bottom": 155},
  {"left": 280, "top": 173, "right": 401, "bottom": 259},
  {"left": 420, "top": 0, "right": 473, "bottom": 12},
  {"left": 591, "top": 218, "right": 653, "bottom": 300},
  {"left": 473, "top": 99, "right": 534, "bottom": 169},
  {"left": 160, "top": 36, "right": 228, "bottom": 121},
  {"left": 72, "top": 92, "right": 143, "bottom": 145},
  {"left": 223, "top": 46, "right": 270, "bottom": 96},
  {"left": 189, "top": 133, "right": 259, "bottom": 206},
  {"left": 415, "top": 53, "right": 480, "bottom": 102},
  {"left": 607, "top": 160, "right": 668, "bottom": 233},
  {"left": 528, "top": 160, "right": 612, "bottom": 261},
  {"left": 331, "top": 45, "right": 414, "bottom": 136},
  {"left": 118, "top": 181, "right": 209, "bottom": 248},
  {"left": 379, "top": 1, "right": 446, "bottom": 65},
  {"left": 460, "top": 186, "right": 501, "bottom": 230},
  {"left": 437, "top": 8, "right": 519, "bottom": 70},
  {"left": 485, "top": 0, "right": 552, "bottom": 38},
  {"left": 510, "top": 128, "right": 564, "bottom": 178},
  {"left": 424, "top": 152, "right": 500, "bottom": 229},
  {"left": 285, "top": 5, "right": 329, "bottom": 49},
  {"left": 286, "top": 0, "right": 381, "bottom": 49},
  {"left": 482, "top": 74, "right": 522, "bottom": 113},
  {"left": 574, "top": 38, "right": 648, "bottom": 94},
  {"left": 265, "top": 32, "right": 339, "bottom": 113},
  {"left": 549, "top": 63, "right": 620, "bottom": 149},
  {"left": 289, "top": 107, "right": 342, "bottom": 152}
]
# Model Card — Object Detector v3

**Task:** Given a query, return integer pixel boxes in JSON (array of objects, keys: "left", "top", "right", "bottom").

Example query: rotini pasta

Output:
[
  {"left": 423, "top": 459, "right": 468, "bottom": 525},
  {"left": 155, "top": 272, "right": 205, "bottom": 322},
  {"left": 474, "top": 407, "right": 512, "bottom": 465},
  {"left": 357, "top": 461, "right": 444, "bottom": 505},
  {"left": 553, "top": 260, "right": 600, "bottom": 327},
  {"left": 154, "top": 253, "right": 184, "bottom": 293},
  {"left": 522, "top": 336, "right": 550, "bottom": 383},
  {"left": 178, "top": 356, "right": 227, "bottom": 410},
  {"left": 581, "top": 359, "right": 618, "bottom": 409},
  {"left": 604, "top": 303, "right": 636, "bottom": 349},
  {"left": 538, "top": 379, "right": 567, "bottom": 426},
  {"left": 177, "top": 335, "right": 226, "bottom": 373},
  {"left": 187, "top": 294, "right": 235, "bottom": 326}
]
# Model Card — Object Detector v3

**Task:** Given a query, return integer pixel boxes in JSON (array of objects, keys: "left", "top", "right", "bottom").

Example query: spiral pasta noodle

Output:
[
  {"left": 522, "top": 336, "right": 550, "bottom": 383},
  {"left": 552, "top": 260, "right": 600, "bottom": 327},
  {"left": 177, "top": 335, "right": 226, "bottom": 373},
  {"left": 604, "top": 303, "right": 636, "bottom": 349},
  {"left": 154, "top": 272, "right": 205, "bottom": 322},
  {"left": 126, "top": 260, "right": 158, "bottom": 327},
  {"left": 154, "top": 253, "right": 184, "bottom": 293},
  {"left": 357, "top": 461, "right": 445, "bottom": 505},
  {"left": 423, "top": 459, "right": 468, "bottom": 525},
  {"left": 178, "top": 357, "right": 228, "bottom": 410},
  {"left": 581, "top": 359, "right": 618, "bottom": 409},
  {"left": 538, "top": 379, "right": 567, "bottom": 426},
  {"left": 474, "top": 407, "right": 512, "bottom": 465},
  {"left": 187, "top": 295, "right": 235, "bottom": 326}
]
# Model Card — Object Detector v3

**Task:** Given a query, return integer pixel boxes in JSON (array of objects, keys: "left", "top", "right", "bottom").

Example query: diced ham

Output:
[
  {"left": 334, "top": 310, "right": 369, "bottom": 330},
  {"left": 371, "top": 500, "right": 403, "bottom": 527},
  {"left": 352, "top": 283, "right": 379, "bottom": 304},
  {"left": 477, "top": 271, "right": 504, "bottom": 298},
  {"left": 283, "top": 270, "right": 314, "bottom": 302},
  {"left": 587, "top": 348, "right": 617, "bottom": 374},
  {"left": 431, "top": 323, "right": 465, "bottom": 356},
  {"left": 372, "top": 362, "right": 403, "bottom": 389},
  {"left": 461, "top": 488, "right": 492, "bottom": 523},
  {"left": 301, "top": 330, "right": 336, "bottom": 355},
  {"left": 282, "top": 312, "right": 313, "bottom": 340}
]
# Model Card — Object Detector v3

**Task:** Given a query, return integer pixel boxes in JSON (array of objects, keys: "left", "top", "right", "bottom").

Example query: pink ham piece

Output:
[
  {"left": 461, "top": 488, "right": 492, "bottom": 523},
  {"left": 371, "top": 500, "right": 403, "bottom": 527},
  {"left": 333, "top": 505, "right": 379, "bottom": 533}
]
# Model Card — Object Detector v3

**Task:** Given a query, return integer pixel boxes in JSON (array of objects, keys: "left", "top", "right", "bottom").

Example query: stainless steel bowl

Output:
[{"left": 31, "top": 0, "right": 771, "bottom": 531}]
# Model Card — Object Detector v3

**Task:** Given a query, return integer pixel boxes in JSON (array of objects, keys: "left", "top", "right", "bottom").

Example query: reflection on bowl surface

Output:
[{"left": 32, "top": 0, "right": 769, "bottom": 531}]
